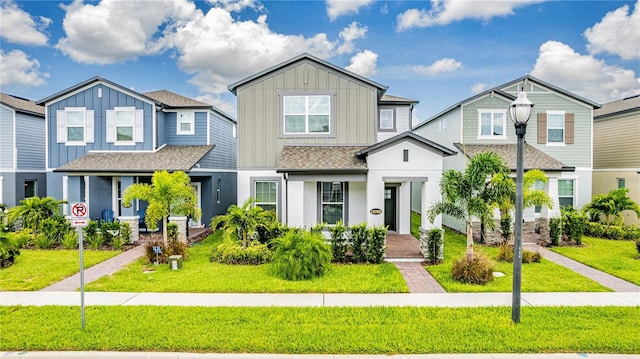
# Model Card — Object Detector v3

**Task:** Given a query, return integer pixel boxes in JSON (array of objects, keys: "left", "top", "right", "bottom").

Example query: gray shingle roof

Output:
[
  {"left": 54, "top": 145, "right": 214, "bottom": 173},
  {"left": 277, "top": 146, "right": 367, "bottom": 173},
  {"left": 454, "top": 143, "right": 570, "bottom": 171},
  {"left": 0, "top": 93, "right": 44, "bottom": 116},
  {"left": 143, "top": 90, "right": 211, "bottom": 108},
  {"left": 594, "top": 94, "right": 640, "bottom": 118},
  {"left": 380, "top": 94, "right": 418, "bottom": 104}
]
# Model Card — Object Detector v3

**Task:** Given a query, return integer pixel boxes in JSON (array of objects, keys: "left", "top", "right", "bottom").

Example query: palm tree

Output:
[
  {"left": 123, "top": 170, "right": 201, "bottom": 245},
  {"left": 427, "top": 152, "right": 510, "bottom": 259},
  {"left": 7, "top": 196, "right": 66, "bottom": 235},
  {"left": 584, "top": 188, "right": 640, "bottom": 225},
  {"left": 211, "top": 198, "right": 275, "bottom": 249}
]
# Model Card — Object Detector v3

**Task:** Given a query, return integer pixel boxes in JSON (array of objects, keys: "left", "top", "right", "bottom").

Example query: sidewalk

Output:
[{"left": 2, "top": 291, "right": 638, "bottom": 307}]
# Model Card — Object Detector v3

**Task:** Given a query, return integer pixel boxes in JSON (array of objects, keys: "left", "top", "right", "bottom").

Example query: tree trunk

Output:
[
  {"left": 466, "top": 223, "right": 474, "bottom": 260},
  {"left": 242, "top": 231, "right": 247, "bottom": 249}
]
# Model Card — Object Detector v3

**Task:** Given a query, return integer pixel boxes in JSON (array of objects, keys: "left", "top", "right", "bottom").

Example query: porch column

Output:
[
  {"left": 67, "top": 176, "right": 83, "bottom": 211},
  {"left": 543, "top": 177, "right": 561, "bottom": 219},
  {"left": 398, "top": 181, "right": 411, "bottom": 234},
  {"left": 287, "top": 180, "right": 304, "bottom": 228},
  {"left": 118, "top": 176, "right": 139, "bottom": 243},
  {"left": 421, "top": 179, "right": 441, "bottom": 230}
]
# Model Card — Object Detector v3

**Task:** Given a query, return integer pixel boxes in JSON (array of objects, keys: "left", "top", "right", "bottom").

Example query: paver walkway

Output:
[{"left": 394, "top": 262, "right": 446, "bottom": 293}]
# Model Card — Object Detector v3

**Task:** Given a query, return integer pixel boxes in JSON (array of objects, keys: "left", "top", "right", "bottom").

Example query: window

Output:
[
  {"left": 617, "top": 178, "right": 626, "bottom": 189},
  {"left": 216, "top": 179, "right": 221, "bottom": 203},
  {"left": 283, "top": 95, "right": 330, "bottom": 134},
  {"left": 478, "top": 110, "right": 506, "bottom": 138},
  {"left": 24, "top": 180, "right": 37, "bottom": 198},
  {"left": 533, "top": 180, "right": 545, "bottom": 213},
  {"left": 547, "top": 112, "right": 565, "bottom": 143},
  {"left": 106, "top": 107, "right": 143, "bottom": 145},
  {"left": 558, "top": 179, "right": 574, "bottom": 208},
  {"left": 67, "top": 110, "right": 85, "bottom": 142},
  {"left": 116, "top": 108, "right": 134, "bottom": 142},
  {"left": 403, "top": 149, "right": 409, "bottom": 162},
  {"left": 321, "top": 182, "right": 344, "bottom": 225},
  {"left": 255, "top": 181, "right": 277, "bottom": 213},
  {"left": 177, "top": 111, "right": 194, "bottom": 135},
  {"left": 57, "top": 107, "right": 94, "bottom": 144},
  {"left": 379, "top": 108, "right": 395, "bottom": 130}
]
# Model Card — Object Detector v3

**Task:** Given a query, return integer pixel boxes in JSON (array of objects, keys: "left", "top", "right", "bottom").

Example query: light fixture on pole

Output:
[{"left": 509, "top": 85, "right": 534, "bottom": 324}]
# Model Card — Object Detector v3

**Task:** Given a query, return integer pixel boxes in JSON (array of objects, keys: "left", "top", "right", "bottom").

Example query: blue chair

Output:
[
  {"left": 101, "top": 209, "right": 114, "bottom": 223},
  {"left": 137, "top": 209, "right": 147, "bottom": 232}
]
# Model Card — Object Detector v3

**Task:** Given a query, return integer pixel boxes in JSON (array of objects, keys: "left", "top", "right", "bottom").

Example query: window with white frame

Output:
[
  {"left": 177, "top": 111, "right": 194, "bottom": 135},
  {"left": 547, "top": 112, "right": 565, "bottom": 143},
  {"left": 116, "top": 108, "right": 135, "bottom": 142},
  {"left": 283, "top": 95, "right": 330, "bottom": 134},
  {"left": 106, "top": 107, "right": 143, "bottom": 145},
  {"left": 558, "top": 179, "right": 574, "bottom": 208},
  {"left": 478, "top": 110, "right": 506, "bottom": 138},
  {"left": 57, "top": 107, "right": 94, "bottom": 144},
  {"left": 67, "top": 110, "right": 85, "bottom": 142},
  {"left": 379, "top": 108, "right": 395, "bottom": 130},
  {"left": 321, "top": 182, "right": 344, "bottom": 225},
  {"left": 255, "top": 181, "right": 277, "bottom": 213}
]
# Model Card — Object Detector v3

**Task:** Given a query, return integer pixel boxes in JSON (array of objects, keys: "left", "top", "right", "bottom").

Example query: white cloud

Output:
[
  {"left": 345, "top": 50, "right": 377, "bottom": 77},
  {"left": 0, "top": 49, "right": 49, "bottom": 88},
  {"left": 531, "top": 41, "right": 640, "bottom": 103},
  {"left": 584, "top": 0, "right": 640, "bottom": 61},
  {"left": 206, "top": 0, "right": 264, "bottom": 12},
  {"left": 326, "top": 0, "right": 374, "bottom": 21},
  {"left": 55, "top": 0, "right": 197, "bottom": 64},
  {"left": 194, "top": 94, "right": 237, "bottom": 118},
  {"left": 471, "top": 83, "right": 489, "bottom": 94},
  {"left": 0, "top": 0, "right": 51, "bottom": 46},
  {"left": 336, "top": 22, "right": 367, "bottom": 54},
  {"left": 412, "top": 58, "right": 462, "bottom": 75},
  {"left": 397, "top": 0, "right": 543, "bottom": 31}
]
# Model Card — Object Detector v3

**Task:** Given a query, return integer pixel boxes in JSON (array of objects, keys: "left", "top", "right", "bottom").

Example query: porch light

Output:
[{"left": 509, "top": 85, "right": 534, "bottom": 324}]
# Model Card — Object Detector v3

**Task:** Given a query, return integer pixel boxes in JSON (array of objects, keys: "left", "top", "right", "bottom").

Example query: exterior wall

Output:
[
  {"left": 16, "top": 112, "right": 45, "bottom": 170},
  {"left": 593, "top": 111, "right": 640, "bottom": 169},
  {"left": 157, "top": 111, "right": 167, "bottom": 147},
  {"left": 193, "top": 171, "right": 237, "bottom": 224},
  {"left": 165, "top": 111, "right": 208, "bottom": 145},
  {"left": 461, "top": 95, "right": 512, "bottom": 145},
  {"left": 237, "top": 169, "right": 284, "bottom": 220},
  {"left": 0, "top": 105, "right": 15, "bottom": 170},
  {"left": 0, "top": 172, "right": 15, "bottom": 206},
  {"left": 236, "top": 59, "right": 378, "bottom": 169},
  {"left": 199, "top": 112, "right": 236, "bottom": 170},
  {"left": 377, "top": 105, "right": 412, "bottom": 142},
  {"left": 349, "top": 181, "right": 367, "bottom": 225},
  {"left": 46, "top": 83, "right": 155, "bottom": 169},
  {"left": 593, "top": 170, "right": 640, "bottom": 225}
]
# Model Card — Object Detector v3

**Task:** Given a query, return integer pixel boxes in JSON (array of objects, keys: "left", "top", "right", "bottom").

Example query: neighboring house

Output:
[
  {"left": 36, "top": 77, "right": 237, "bottom": 240},
  {"left": 593, "top": 94, "right": 640, "bottom": 225},
  {"left": 412, "top": 76, "right": 600, "bottom": 238},
  {"left": 229, "top": 53, "right": 455, "bottom": 234},
  {"left": 0, "top": 93, "right": 46, "bottom": 207}
]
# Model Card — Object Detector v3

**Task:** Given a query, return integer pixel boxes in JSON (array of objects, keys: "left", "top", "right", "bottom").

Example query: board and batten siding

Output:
[
  {"left": 16, "top": 112, "right": 45, "bottom": 170},
  {"left": 594, "top": 113, "right": 640, "bottom": 169},
  {"left": 47, "top": 84, "right": 155, "bottom": 169},
  {"left": 0, "top": 105, "right": 15, "bottom": 169},
  {"left": 237, "top": 59, "right": 377, "bottom": 169}
]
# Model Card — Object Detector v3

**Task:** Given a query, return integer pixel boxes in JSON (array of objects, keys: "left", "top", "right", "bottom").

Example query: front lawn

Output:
[
  {"left": 0, "top": 250, "right": 121, "bottom": 291},
  {"left": 550, "top": 236, "right": 640, "bottom": 285},
  {"left": 1, "top": 306, "right": 638, "bottom": 353},
  {"left": 86, "top": 232, "right": 408, "bottom": 293},
  {"left": 425, "top": 230, "right": 611, "bottom": 292}
]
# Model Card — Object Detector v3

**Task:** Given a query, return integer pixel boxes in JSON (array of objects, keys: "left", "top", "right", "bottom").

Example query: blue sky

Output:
[{"left": 1, "top": 0, "right": 639, "bottom": 122}]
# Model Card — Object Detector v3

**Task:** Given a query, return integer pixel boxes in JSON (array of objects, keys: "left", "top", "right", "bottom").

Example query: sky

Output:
[{"left": 1, "top": 0, "right": 639, "bottom": 123}]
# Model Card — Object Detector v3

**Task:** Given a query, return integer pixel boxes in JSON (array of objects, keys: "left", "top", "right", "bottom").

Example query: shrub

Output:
[
  {"left": 562, "top": 207, "right": 587, "bottom": 245},
  {"left": 328, "top": 220, "right": 348, "bottom": 263},
  {"left": 61, "top": 231, "right": 78, "bottom": 249},
  {"left": 498, "top": 244, "right": 514, "bottom": 262},
  {"left": 167, "top": 222, "right": 179, "bottom": 242},
  {"left": 549, "top": 217, "right": 562, "bottom": 246},
  {"left": 451, "top": 253, "right": 495, "bottom": 285},
  {"left": 210, "top": 239, "right": 271, "bottom": 265},
  {"left": 349, "top": 223, "right": 369, "bottom": 263},
  {"left": 87, "top": 231, "right": 104, "bottom": 250},
  {"left": 271, "top": 230, "right": 332, "bottom": 281},
  {"left": 636, "top": 240, "right": 640, "bottom": 255},
  {"left": 167, "top": 238, "right": 188, "bottom": 259},
  {"left": 425, "top": 228, "right": 444, "bottom": 264},
  {"left": 34, "top": 233, "right": 56, "bottom": 249},
  {"left": 111, "top": 233, "right": 124, "bottom": 251},
  {"left": 522, "top": 249, "right": 541, "bottom": 263},
  {"left": 119, "top": 222, "right": 131, "bottom": 244},
  {"left": 585, "top": 222, "right": 640, "bottom": 240},
  {"left": 145, "top": 238, "right": 168, "bottom": 264},
  {"left": 39, "top": 217, "right": 63, "bottom": 247},
  {"left": 11, "top": 228, "right": 33, "bottom": 248},
  {"left": 367, "top": 225, "right": 387, "bottom": 264},
  {"left": 499, "top": 213, "right": 512, "bottom": 244},
  {"left": 0, "top": 230, "right": 20, "bottom": 268},
  {"left": 499, "top": 244, "right": 541, "bottom": 264},
  {"left": 84, "top": 220, "right": 100, "bottom": 247},
  {"left": 100, "top": 220, "right": 121, "bottom": 246}
]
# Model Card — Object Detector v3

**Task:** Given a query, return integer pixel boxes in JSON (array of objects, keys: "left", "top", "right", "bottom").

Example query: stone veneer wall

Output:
[
  {"left": 169, "top": 216, "right": 188, "bottom": 242},
  {"left": 471, "top": 219, "right": 538, "bottom": 244},
  {"left": 118, "top": 216, "right": 139, "bottom": 243},
  {"left": 419, "top": 228, "right": 444, "bottom": 261}
]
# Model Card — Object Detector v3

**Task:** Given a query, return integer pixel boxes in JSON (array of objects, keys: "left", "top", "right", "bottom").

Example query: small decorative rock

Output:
[{"left": 493, "top": 271, "right": 506, "bottom": 278}]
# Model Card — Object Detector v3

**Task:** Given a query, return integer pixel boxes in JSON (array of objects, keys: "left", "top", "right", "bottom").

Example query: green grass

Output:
[
  {"left": 550, "top": 236, "right": 640, "bottom": 285},
  {"left": 86, "top": 232, "right": 408, "bottom": 293},
  {"left": 0, "top": 249, "right": 120, "bottom": 291},
  {"left": 1, "top": 306, "right": 638, "bottom": 353},
  {"left": 425, "top": 230, "right": 611, "bottom": 292}
]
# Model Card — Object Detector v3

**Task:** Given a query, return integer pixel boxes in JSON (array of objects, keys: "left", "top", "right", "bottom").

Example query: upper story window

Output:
[
  {"left": 282, "top": 94, "right": 331, "bottom": 135},
  {"left": 106, "top": 107, "right": 143, "bottom": 145},
  {"left": 56, "top": 107, "right": 94, "bottom": 145},
  {"left": 478, "top": 110, "right": 506, "bottom": 138},
  {"left": 177, "top": 111, "right": 195, "bottom": 135},
  {"left": 547, "top": 112, "right": 565, "bottom": 143},
  {"left": 379, "top": 108, "right": 395, "bottom": 131},
  {"left": 538, "top": 111, "right": 574, "bottom": 145}
]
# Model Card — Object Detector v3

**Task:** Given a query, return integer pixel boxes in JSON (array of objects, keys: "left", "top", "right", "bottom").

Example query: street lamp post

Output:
[{"left": 509, "top": 86, "right": 534, "bottom": 324}]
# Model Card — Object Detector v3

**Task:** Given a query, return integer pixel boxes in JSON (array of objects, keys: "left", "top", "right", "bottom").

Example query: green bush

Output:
[
  {"left": 100, "top": 220, "right": 121, "bottom": 246},
  {"left": 145, "top": 239, "right": 168, "bottom": 264},
  {"left": 34, "top": 233, "right": 56, "bottom": 249},
  {"left": 119, "top": 222, "right": 131, "bottom": 244},
  {"left": 426, "top": 228, "right": 443, "bottom": 264},
  {"left": 210, "top": 239, "right": 272, "bottom": 265},
  {"left": 328, "top": 221, "right": 348, "bottom": 263},
  {"left": 271, "top": 230, "right": 332, "bottom": 281},
  {"left": 499, "top": 213, "right": 512, "bottom": 244},
  {"left": 0, "top": 230, "right": 20, "bottom": 268},
  {"left": 585, "top": 222, "right": 640, "bottom": 240},
  {"left": 522, "top": 249, "right": 541, "bottom": 263},
  {"left": 87, "top": 231, "right": 104, "bottom": 250},
  {"left": 61, "top": 231, "right": 78, "bottom": 249},
  {"left": 562, "top": 207, "right": 587, "bottom": 245},
  {"left": 451, "top": 253, "right": 495, "bottom": 285},
  {"left": 498, "top": 244, "right": 514, "bottom": 262},
  {"left": 167, "top": 222, "right": 179, "bottom": 242},
  {"left": 549, "top": 217, "right": 562, "bottom": 246},
  {"left": 367, "top": 225, "right": 387, "bottom": 264},
  {"left": 349, "top": 223, "right": 369, "bottom": 263},
  {"left": 39, "top": 217, "right": 64, "bottom": 247},
  {"left": 636, "top": 240, "right": 640, "bottom": 255},
  {"left": 498, "top": 244, "right": 541, "bottom": 264},
  {"left": 84, "top": 220, "right": 100, "bottom": 247},
  {"left": 11, "top": 228, "right": 33, "bottom": 248}
]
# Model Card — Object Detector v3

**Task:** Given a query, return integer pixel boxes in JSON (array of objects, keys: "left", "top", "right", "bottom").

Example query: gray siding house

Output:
[
  {"left": 0, "top": 93, "right": 46, "bottom": 207},
  {"left": 412, "top": 76, "right": 600, "bottom": 238},
  {"left": 229, "top": 53, "right": 455, "bottom": 234},
  {"left": 37, "top": 77, "right": 237, "bottom": 240}
]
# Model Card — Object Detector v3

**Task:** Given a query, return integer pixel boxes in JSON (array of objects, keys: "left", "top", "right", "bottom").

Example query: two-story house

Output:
[
  {"left": 593, "top": 94, "right": 640, "bottom": 225},
  {"left": 36, "top": 77, "right": 237, "bottom": 240},
  {"left": 229, "top": 53, "right": 455, "bottom": 234},
  {"left": 0, "top": 93, "right": 46, "bottom": 207},
  {"left": 412, "top": 76, "right": 600, "bottom": 238}
]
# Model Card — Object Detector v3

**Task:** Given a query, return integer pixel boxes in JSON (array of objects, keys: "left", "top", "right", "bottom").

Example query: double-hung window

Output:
[
  {"left": 558, "top": 179, "right": 575, "bottom": 208},
  {"left": 283, "top": 95, "right": 330, "bottom": 135},
  {"left": 379, "top": 108, "right": 395, "bottom": 131},
  {"left": 177, "top": 111, "right": 194, "bottom": 135},
  {"left": 478, "top": 110, "right": 506, "bottom": 138},
  {"left": 547, "top": 112, "right": 565, "bottom": 143},
  {"left": 57, "top": 107, "right": 94, "bottom": 145},
  {"left": 321, "top": 182, "right": 345, "bottom": 225},
  {"left": 116, "top": 108, "right": 135, "bottom": 142},
  {"left": 107, "top": 107, "right": 143, "bottom": 145},
  {"left": 255, "top": 180, "right": 278, "bottom": 213}
]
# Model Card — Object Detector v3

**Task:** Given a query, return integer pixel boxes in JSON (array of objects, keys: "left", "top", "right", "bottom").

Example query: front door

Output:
[{"left": 384, "top": 186, "right": 397, "bottom": 231}]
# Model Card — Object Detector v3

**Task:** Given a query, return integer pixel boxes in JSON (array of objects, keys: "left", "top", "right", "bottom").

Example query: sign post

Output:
[{"left": 70, "top": 202, "right": 88, "bottom": 330}]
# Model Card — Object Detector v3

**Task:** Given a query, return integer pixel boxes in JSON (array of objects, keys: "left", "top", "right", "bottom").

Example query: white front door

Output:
[{"left": 189, "top": 182, "right": 202, "bottom": 227}]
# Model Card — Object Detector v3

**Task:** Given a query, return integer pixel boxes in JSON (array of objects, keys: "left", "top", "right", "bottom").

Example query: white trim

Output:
[
  {"left": 189, "top": 182, "right": 202, "bottom": 227},
  {"left": 189, "top": 168, "right": 237, "bottom": 173},
  {"left": 62, "top": 176, "right": 68, "bottom": 215},
  {"left": 45, "top": 103, "right": 49, "bottom": 171},
  {"left": 477, "top": 109, "right": 507, "bottom": 139},
  {"left": 112, "top": 177, "right": 120, "bottom": 215},
  {"left": 546, "top": 110, "right": 566, "bottom": 144},
  {"left": 84, "top": 175, "right": 90, "bottom": 206},
  {"left": 45, "top": 81, "right": 156, "bottom": 109},
  {"left": 206, "top": 112, "right": 211, "bottom": 145},
  {"left": 593, "top": 168, "right": 640, "bottom": 172},
  {"left": 176, "top": 110, "right": 195, "bottom": 135},
  {"left": 11, "top": 106, "right": 16, "bottom": 170}
]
